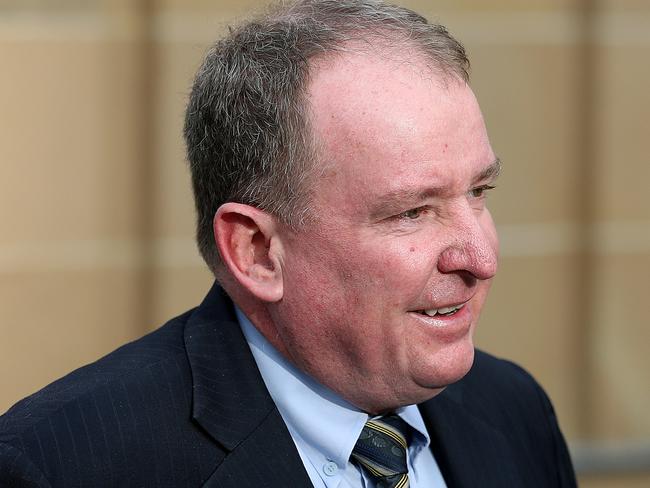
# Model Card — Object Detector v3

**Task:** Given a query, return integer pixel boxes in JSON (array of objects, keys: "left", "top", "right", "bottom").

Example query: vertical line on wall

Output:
[
  {"left": 576, "top": 0, "right": 598, "bottom": 441},
  {"left": 130, "top": 0, "right": 156, "bottom": 335}
]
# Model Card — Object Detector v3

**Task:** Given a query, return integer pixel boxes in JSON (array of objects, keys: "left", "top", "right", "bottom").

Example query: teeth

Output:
[
  {"left": 422, "top": 303, "right": 465, "bottom": 317},
  {"left": 438, "top": 305, "right": 459, "bottom": 314}
]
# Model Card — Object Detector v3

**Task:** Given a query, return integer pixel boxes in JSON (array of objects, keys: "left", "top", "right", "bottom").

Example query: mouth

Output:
[{"left": 414, "top": 302, "right": 466, "bottom": 318}]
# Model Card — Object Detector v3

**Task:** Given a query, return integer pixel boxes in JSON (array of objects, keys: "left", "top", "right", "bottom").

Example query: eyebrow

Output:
[
  {"left": 368, "top": 158, "right": 502, "bottom": 219},
  {"left": 472, "top": 158, "right": 502, "bottom": 185}
]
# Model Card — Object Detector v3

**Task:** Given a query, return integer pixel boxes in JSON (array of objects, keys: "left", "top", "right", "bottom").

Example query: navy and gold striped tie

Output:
[{"left": 351, "top": 415, "right": 411, "bottom": 488}]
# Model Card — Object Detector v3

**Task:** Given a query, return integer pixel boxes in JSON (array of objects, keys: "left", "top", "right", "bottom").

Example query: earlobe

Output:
[{"left": 214, "top": 203, "right": 284, "bottom": 302}]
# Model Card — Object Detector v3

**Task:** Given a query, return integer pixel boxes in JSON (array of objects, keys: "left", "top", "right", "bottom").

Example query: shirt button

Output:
[{"left": 323, "top": 461, "right": 338, "bottom": 476}]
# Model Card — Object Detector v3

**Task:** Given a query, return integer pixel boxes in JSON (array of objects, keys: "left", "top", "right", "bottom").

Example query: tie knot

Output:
[{"left": 351, "top": 414, "right": 411, "bottom": 488}]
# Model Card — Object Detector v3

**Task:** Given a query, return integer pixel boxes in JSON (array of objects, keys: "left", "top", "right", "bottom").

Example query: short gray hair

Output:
[{"left": 183, "top": 0, "right": 469, "bottom": 274}]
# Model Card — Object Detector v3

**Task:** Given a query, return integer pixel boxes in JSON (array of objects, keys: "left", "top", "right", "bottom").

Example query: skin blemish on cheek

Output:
[
  {"left": 443, "top": 143, "right": 448, "bottom": 153},
  {"left": 410, "top": 247, "right": 415, "bottom": 252}
]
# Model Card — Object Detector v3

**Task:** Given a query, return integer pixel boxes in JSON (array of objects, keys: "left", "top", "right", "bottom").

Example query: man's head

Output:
[{"left": 184, "top": 0, "right": 499, "bottom": 414}]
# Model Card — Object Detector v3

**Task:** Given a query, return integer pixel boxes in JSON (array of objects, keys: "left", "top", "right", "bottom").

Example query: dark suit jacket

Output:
[{"left": 0, "top": 283, "right": 576, "bottom": 487}]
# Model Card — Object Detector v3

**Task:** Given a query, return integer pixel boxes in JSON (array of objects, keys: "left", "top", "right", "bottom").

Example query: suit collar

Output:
[
  {"left": 184, "top": 283, "right": 313, "bottom": 486},
  {"left": 183, "top": 282, "right": 278, "bottom": 450}
]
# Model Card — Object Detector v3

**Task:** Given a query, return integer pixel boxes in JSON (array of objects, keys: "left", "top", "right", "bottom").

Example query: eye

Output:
[
  {"left": 469, "top": 184, "right": 496, "bottom": 199},
  {"left": 398, "top": 207, "right": 425, "bottom": 220}
]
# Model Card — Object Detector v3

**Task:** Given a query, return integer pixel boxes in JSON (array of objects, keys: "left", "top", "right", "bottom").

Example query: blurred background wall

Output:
[{"left": 0, "top": 0, "right": 648, "bottom": 486}]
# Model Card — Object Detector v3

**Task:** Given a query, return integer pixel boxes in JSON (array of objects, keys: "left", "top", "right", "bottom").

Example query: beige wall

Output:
[{"left": 1, "top": 0, "right": 648, "bottom": 485}]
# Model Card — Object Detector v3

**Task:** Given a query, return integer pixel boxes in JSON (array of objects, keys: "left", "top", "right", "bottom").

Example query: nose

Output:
[{"left": 437, "top": 211, "right": 498, "bottom": 281}]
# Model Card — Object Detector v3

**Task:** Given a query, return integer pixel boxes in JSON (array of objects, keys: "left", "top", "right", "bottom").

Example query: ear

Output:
[{"left": 214, "top": 203, "right": 284, "bottom": 302}]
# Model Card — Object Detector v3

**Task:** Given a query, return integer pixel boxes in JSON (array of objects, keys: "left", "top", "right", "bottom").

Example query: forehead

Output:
[{"left": 306, "top": 50, "right": 493, "bottom": 204}]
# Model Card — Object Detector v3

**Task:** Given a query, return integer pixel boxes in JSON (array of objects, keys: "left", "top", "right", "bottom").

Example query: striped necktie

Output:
[{"left": 350, "top": 414, "right": 411, "bottom": 488}]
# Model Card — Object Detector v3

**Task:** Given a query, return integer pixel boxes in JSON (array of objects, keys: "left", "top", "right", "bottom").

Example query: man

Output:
[{"left": 0, "top": 1, "right": 576, "bottom": 486}]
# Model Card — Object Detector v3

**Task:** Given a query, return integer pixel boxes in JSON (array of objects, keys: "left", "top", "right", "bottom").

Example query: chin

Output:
[{"left": 420, "top": 341, "right": 476, "bottom": 390}]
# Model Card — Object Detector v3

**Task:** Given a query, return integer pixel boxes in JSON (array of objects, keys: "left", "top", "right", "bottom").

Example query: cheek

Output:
[
  {"left": 341, "top": 240, "right": 440, "bottom": 311},
  {"left": 348, "top": 242, "right": 416, "bottom": 280},
  {"left": 287, "top": 229, "right": 440, "bottom": 314},
  {"left": 378, "top": 238, "right": 439, "bottom": 277}
]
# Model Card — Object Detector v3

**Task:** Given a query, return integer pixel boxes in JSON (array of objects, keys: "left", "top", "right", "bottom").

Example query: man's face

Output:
[{"left": 271, "top": 52, "right": 499, "bottom": 413}]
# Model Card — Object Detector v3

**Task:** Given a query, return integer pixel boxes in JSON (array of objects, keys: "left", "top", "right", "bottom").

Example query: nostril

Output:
[{"left": 458, "top": 270, "right": 477, "bottom": 287}]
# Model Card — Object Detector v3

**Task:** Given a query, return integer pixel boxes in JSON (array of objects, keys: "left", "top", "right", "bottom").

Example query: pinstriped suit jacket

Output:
[{"left": 0, "top": 283, "right": 576, "bottom": 487}]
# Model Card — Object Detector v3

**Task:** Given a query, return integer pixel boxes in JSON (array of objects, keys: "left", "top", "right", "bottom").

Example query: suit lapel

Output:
[
  {"left": 419, "top": 383, "right": 525, "bottom": 487},
  {"left": 202, "top": 407, "right": 313, "bottom": 487},
  {"left": 184, "top": 283, "right": 312, "bottom": 487}
]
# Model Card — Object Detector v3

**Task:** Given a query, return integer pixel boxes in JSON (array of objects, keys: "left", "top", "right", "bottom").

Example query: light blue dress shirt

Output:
[{"left": 236, "top": 307, "right": 447, "bottom": 488}]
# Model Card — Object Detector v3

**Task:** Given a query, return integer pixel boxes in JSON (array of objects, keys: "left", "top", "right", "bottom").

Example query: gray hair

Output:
[{"left": 183, "top": 0, "right": 469, "bottom": 274}]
